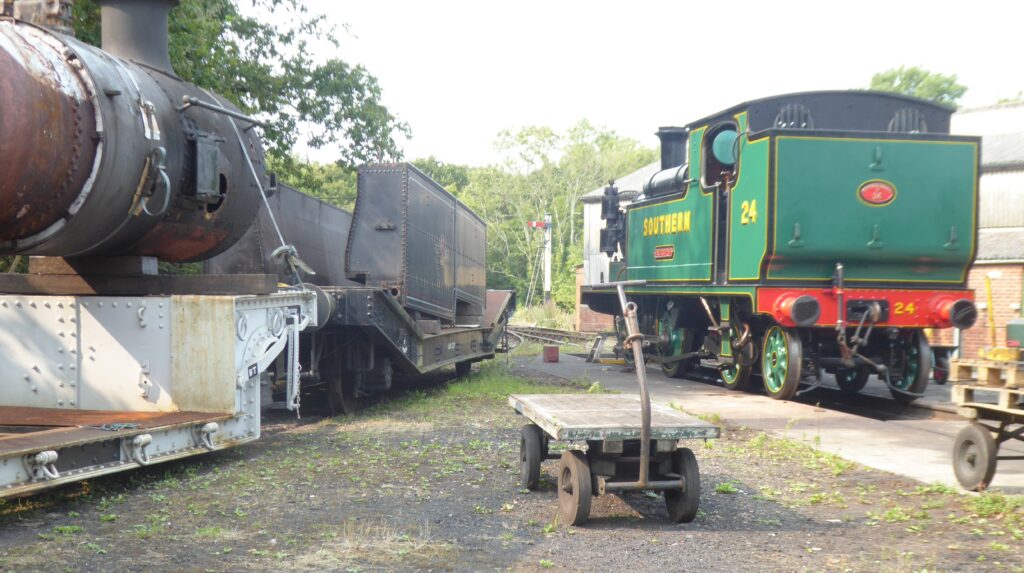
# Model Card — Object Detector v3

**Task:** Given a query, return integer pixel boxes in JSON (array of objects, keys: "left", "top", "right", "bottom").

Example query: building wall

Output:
[
  {"left": 582, "top": 200, "right": 629, "bottom": 286},
  {"left": 575, "top": 265, "right": 614, "bottom": 333},
  {"left": 978, "top": 171, "right": 1024, "bottom": 228},
  {"left": 960, "top": 263, "right": 1024, "bottom": 358},
  {"left": 952, "top": 104, "right": 1024, "bottom": 136}
]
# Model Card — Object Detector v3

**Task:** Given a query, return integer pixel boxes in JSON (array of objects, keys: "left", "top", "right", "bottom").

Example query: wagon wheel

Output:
[
  {"left": 557, "top": 451, "right": 592, "bottom": 526},
  {"left": 952, "top": 423, "right": 998, "bottom": 491},
  {"left": 835, "top": 366, "right": 871, "bottom": 394},
  {"left": 761, "top": 326, "right": 802, "bottom": 400},
  {"left": 322, "top": 336, "right": 359, "bottom": 415},
  {"left": 721, "top": 324, "right": 756, "bottom": 391},
  {"left": 889, "top": 330, "right": 931, "bottom": 403},
  {"left": 664, "top": 447, "right": 701, "bottom": 523},
  {"left": 520, "top": 424, "right": 544, "bottom": 490},
  {"left": 326, "top": 375, "right": 359, "bottom": 415},
  {"left": 455, "top": 360, "right": 472, "bottom": 378}
]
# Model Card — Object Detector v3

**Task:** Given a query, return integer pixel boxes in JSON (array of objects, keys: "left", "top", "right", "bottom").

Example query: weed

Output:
[
  {"left": 84, "top": 542, "right": 106, "bottom": 555},
  {"left": 53, "top": 525, "right": 83, "bottom": 535},
  {"left": 197, "top": 526, "right": 223, "bottom": 539},
  {"left": 715, "top": 482, "right": 738, "bottom": 494},
  {"left": 539, "top": 559, "right": 555, "bottom": 569},
  {"left": 99, "top": 514, "right": 118, "bottom": 523},
  {"left": 967, "top": 493, "right": 1023, "bottom": 519}
]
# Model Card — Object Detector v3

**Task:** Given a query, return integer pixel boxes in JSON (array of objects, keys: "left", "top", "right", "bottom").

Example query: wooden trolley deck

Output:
[{"left": 508, "top": 394, "right": 720, "bottom": 441}]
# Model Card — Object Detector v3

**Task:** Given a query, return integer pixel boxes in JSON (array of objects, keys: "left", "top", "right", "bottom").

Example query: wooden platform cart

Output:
[
  {"left": 510, "top": 281, "right": 719, "bottom": 526},
  {"left": 949, "top": 359, "right": 1024, "bottom": 491},
  {"left": 510, "top": 394, "right": 718, "bottom": 525}
]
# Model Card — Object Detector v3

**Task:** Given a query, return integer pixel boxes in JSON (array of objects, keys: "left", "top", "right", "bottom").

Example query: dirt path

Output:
[{"left": 0, "top": 364, "right": 1020, "bottom": 572}]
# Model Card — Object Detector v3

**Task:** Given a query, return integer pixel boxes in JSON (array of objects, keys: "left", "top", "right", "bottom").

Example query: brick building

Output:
[{"left": 950, "top": 104, "right": 1024, "bottom": 357}]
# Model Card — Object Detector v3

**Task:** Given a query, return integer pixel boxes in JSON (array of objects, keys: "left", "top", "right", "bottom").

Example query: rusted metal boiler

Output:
[{"left": 0, "top": 0, "right": 265, "bottom": 262}]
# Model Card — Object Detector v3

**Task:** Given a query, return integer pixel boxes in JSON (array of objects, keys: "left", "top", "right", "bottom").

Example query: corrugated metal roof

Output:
[
  {"left": 581, "top": 161, "right": 661, "bottom": 203},
  {"left": 977, "top": 227, "right": 1024, "bottom": 261},
  {"left": 982, "top": 132, "right": 1024, "bottom": 170}
]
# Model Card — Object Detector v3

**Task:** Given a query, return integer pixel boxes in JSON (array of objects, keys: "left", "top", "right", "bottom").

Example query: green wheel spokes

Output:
[
  {"left": 762, "top": 327, "right": 788, "bottom": 393},
  {"left": 721, "top": 325, "right": 740, "bottom": 383},
  {"left": 893, "top": 333, "right": 920, "bottom": 390}
]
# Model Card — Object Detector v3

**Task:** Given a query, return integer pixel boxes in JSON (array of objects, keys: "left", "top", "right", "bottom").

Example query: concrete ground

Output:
[{"left": 516, "top": 351, "right": 1024, "bottom": 493}]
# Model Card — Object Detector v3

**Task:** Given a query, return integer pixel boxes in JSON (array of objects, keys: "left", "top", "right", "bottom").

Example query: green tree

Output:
[
  {"left": 868, "top": 66, "right": 967, "bottom": 107},
  {"left": 998, "top": 91, "right": 1024, "bottom": 105},
  {"left": 447, "top": 121, "right": 655, "bottom": 310},
  {"left": 72, "top": 0, "right": 408, "bottom": 165},
  {"left": 267, "top": 155, "right": 357, "bottom": 210}
]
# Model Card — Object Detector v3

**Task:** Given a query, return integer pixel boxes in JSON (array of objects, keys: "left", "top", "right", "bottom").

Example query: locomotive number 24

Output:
[
  {"left": 893, "top": 302, "right": 917, "bottom": 315},
  {"left": 740, "top": 200, "right": 758, "bottom": 225}
]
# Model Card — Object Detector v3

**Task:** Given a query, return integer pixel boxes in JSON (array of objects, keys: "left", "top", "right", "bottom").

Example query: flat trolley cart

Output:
[
  {"left": 509, "top": 280, "right": 720, "bottom": 526},
  {"left": 950, "top": 376, "right": 1024, "bottom": 491},
  {"left": 509, "top": 393, "right": 719, "bottom": 525}
]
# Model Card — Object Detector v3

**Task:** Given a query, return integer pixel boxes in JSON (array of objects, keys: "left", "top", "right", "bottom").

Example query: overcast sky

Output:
[{"left": 297, "top": 0, "right": 1021, "bottom": 167}]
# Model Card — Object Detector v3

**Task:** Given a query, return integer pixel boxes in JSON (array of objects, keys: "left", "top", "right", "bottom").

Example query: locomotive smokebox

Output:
[{"left": 0, "top": 1, "right": 265, "bottom": 262}]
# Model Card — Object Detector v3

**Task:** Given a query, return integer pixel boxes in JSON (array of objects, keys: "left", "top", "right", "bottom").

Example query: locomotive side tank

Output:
[
  {"left": 585, "top": 91, "right": 980, "bottom": 402},
  {"left": 0, "top": 0, "right": 265, "bottom": 262}
]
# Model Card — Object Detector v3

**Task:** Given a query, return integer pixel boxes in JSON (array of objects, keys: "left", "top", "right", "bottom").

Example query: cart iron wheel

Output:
[
  {"left": 722, "top": 325, "right": 756, "bottom": 391},
  {"left": 455, "top": 360, "right": 472, "bottom": 378},
  {"left": 953, "top": 423, "right": 998, "bottom": 492},
  {"left": 890, "top": 330, "right": 932, "bottom": 403},
  {"left": 557, "top": 450, "right": 592, "bottom": 526},
  {"left": 835, "top": 366, "right": 871, "bottom": 394},
  {"left": 664, "top": 447, "right": 701, "bottom": 523},
  {"left": 761, "top": 326, "right": 802, "bottom": 400},
  {"left": 520, "top": 424, "right": 544, "bottom": 490}
]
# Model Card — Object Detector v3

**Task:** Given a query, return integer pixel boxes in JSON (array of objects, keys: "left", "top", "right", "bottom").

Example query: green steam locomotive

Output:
[{"left": 583, "top": 91, "right": 979, "bottom": 402}]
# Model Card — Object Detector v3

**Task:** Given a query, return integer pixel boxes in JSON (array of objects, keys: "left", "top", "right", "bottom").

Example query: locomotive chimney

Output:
[
  {"left": 656, "top": 127, "right": 688, "bottom": 170},
  {"left": 96, "top": 0, "right": 178, "bottom": 74}
]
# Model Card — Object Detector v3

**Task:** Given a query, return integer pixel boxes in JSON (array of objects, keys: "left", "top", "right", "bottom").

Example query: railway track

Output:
[{"left": 507, "top": 325, "right": 598, "bottom": 347}]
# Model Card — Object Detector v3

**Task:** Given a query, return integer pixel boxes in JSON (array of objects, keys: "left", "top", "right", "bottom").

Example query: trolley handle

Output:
[{"left": 616, "top": 282, "right": 652, "bottom": 486}]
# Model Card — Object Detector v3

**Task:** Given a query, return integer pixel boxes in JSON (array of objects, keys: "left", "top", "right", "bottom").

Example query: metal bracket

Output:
[
  {"left": 26, "top": 451, "right": 60, "bottom": 481},
  {"left": 195, "top": 422, "right": 219, "bottom": 451},
  {"left": 126, "top": 433, "right": 153, "bottom": 465}
]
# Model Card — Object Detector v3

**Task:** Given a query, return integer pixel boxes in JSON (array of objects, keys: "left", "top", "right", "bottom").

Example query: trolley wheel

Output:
[
  {"left": 520, "top": 424, "right": 544, "bottom": 490},
  {"left": 761, "top": 326, "right": 802, "bottom": 400},
  {"left": 835, "top": 366, "right": 871, "bottom": 394},
  {"left": 890, "top": 330, "right": 932, "bottom": 404},
  {"left": 455, "top": 360, "right": 472, "bottom": 378},
  {"left": 664, "top": 447, "right": 701, "bottom": 523},
  {"left": 953, "top": 423, "right": 998, "bottom": 491},
  {"left": 557, "top": 450, "right": 592, "bottom": 526},
  {"left": 933, "top": 352, "right": 951, "bottom": 385}
]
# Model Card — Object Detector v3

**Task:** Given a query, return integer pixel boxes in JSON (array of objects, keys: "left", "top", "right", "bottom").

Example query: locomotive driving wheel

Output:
[
  {"left": 889, "top": 330, "right": 931, "bottom": 403},
  {"left": 658, "top": 305, "right": 697, "bottom": 379},
  {"left": 761, "top": 326, "right": 802, "bottom": 400},
  {"left": 835, "top": 367, "right": 871, "bottom": 394},
  {"left": 721, "top": 324, "right": 756, "bottom": 391}
]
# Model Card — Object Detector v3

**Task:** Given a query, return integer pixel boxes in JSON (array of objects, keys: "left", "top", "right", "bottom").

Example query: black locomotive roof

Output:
[{"left": 677, "top": 90, "right": 954, "bottom": 135}]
